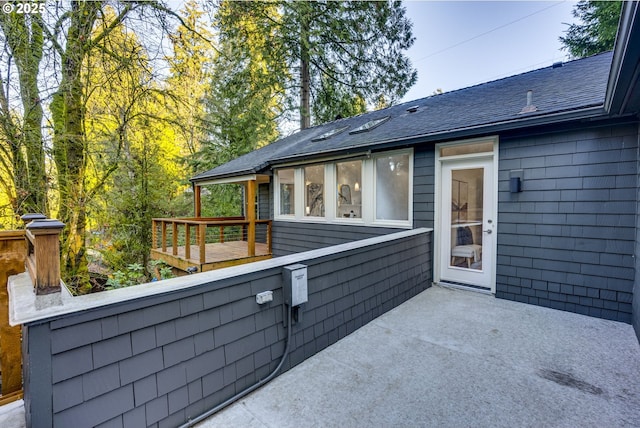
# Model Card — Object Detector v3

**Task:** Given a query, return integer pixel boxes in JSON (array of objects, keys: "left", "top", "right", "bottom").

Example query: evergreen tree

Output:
[
  {"left": 560, "top": 1, "right": 622, "bottom": 58},
  {"left": 166, "top": 0, "right": 213, "bottom": 158},
  {"left": 214, "top": 0, "right": 416, "bottom": 129},
  {"left": 194, "top": 1, "right": 283, "bottom": 216}
]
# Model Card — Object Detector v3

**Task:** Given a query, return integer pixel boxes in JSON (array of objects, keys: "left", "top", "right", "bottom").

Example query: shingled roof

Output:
[{"left": 192, "top": 51, "right": 613, "bottom": 184}]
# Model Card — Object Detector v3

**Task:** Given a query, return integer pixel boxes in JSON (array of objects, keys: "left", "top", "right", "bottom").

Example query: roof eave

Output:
[
  {"left": 189, "top": 162, "right": 271, "bottom": 185},
  {"left": 605, "top": 1, "right": 640, "bottom": 116}
]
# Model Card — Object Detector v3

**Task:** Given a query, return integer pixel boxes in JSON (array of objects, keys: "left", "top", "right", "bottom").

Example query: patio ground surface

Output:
[{"left": 197, "top": 285, "right": 640, "bottom": 428}]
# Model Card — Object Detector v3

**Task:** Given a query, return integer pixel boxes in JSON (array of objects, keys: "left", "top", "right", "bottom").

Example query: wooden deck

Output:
[{"left": 150, "top": 241, "right": 271, "bottom": 272}]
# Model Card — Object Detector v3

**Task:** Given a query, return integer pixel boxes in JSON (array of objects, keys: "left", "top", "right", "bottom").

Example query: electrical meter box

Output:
[{"left": 283, "top": 264, "right": 308, "bottom": 306}]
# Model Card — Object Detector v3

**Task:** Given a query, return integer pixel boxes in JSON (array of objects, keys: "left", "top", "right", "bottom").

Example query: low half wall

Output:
[{"left": 11, "top": 228, "right": 432, "bottom": 428}]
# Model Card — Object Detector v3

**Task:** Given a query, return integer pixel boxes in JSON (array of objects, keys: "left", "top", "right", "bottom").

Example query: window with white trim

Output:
[
  {"left": 274, "top": 149, "right": 413, "bottom": 228},
  {"left": 304, "top": 165, "right": 325, "bottom": 217},
  {"left": 277, "top": 169, "right": 295, "bottom": 216},
  {"left": 375, "top": 153, "right": 410, "bottom": 222},
  {"left": 336, "top": 160, "right": 362, "bottom": 219}
]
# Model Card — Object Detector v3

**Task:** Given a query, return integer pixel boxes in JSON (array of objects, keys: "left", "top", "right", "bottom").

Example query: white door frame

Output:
[{"left": 434, "top": 137, "right": 499, "bottom": 293}]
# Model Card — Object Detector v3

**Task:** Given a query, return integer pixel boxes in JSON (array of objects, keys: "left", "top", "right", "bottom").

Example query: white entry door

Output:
[{"left": 440, "top": 157, "right": 495, "bottom": 290}]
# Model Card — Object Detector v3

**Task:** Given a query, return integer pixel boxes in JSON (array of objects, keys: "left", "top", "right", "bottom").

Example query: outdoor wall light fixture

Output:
[
  {"left": 510, "top": 177, "right": 521, "bottom": 193},
  {"left": 509, "top": 169, "right": 524, "bottom": 193}
]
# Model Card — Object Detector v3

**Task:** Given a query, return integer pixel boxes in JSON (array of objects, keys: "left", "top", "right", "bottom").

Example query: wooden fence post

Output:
[{"left": 25, "top": 219, "right": 64, "bottom": 295}]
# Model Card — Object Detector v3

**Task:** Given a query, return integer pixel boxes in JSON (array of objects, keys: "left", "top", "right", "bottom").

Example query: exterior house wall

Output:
[
  {"left": 258, "top": 183, "right": 270, "bottom": 220},
  {"left": 21, "top": 230, "right": 431, "bottom": 428},
  {"left": 496, "top": 123, "right": 638, "bottom": 323},
  {"left": 271, "top": 222, "right": 400, "bottom": 256},
  {"left": 634, "top": 123, "right": 640, "bottom": 342}
]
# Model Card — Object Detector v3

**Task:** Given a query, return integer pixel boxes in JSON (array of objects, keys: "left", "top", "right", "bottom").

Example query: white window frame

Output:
[
  {"left": 371, "top": 149, "right": 414, "bottom": 228},
  {"left": 274, "top": 148, "right": 413, "bottom": 228}
]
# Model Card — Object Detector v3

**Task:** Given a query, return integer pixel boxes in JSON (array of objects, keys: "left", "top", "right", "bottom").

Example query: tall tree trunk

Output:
[
  {"left": 0, "top": 12, "right": 47, "bottom": 216},
  {"left": 52, "top": 1, "right": 100, "bottom": 291},
  {"left": 299, "top": 3, "right": 311, "bottom": 130},
  {"left": 19, "top": 16, "right": 46, "bottom": 215}
]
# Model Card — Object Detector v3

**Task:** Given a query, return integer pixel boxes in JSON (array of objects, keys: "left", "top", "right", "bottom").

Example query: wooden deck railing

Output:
[
  {"left": 151, "top": 217, "right": 272, "bottom": 265},
  {"left": 0, "top": 231, "right": 25, "bottom": 404}
]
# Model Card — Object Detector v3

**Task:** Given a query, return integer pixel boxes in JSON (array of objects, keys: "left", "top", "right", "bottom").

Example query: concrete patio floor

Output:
[{"left": 197, "top": 285, "right": 640, "bottom": 428}]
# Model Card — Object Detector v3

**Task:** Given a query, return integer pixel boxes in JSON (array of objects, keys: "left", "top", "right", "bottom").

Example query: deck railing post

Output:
[
  {"left": 172, "top": 222, "right": 178, "bottom": 256},
  {"left": 185, "top": 224, "right": 191, "bottom": 260},
  {"left": 152, "top": 220, "right": 157, "bottom": 249},
  {"left": 267, "top": 221, "right": 272, "bottom": 254},
  {"left": 161, "top": 221, "right": 167, "bottom": 252},
  {"left": 199, "top": 223, "right": 206, "bottom": 264},
  {"left": 247, "top": 180, "right": 256, "bottom": 257}
]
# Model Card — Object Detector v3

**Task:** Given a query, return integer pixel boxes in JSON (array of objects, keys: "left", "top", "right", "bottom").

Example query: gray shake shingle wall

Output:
[
  {"left": 634, "top": 122, "right": 640, "bottom": 342},
  {"left": 271, "top": 222, "right": 400, "bottom": 256},
  {"left": 23, "top": 230, "right": 431, "bottom": 428},
  {"left": 497, "top": 123, "right": 638, "bottom": 322},
  {"left": 412, "top": 148, "right": 436, "bottom": 229}
]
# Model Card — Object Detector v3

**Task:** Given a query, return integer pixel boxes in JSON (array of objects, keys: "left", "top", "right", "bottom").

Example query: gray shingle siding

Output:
[
  {"left": 635, "top": 123, "right": 640, "bottom": 343},
  {"left": 271, "top": 222, "right": 401, "bottom": 256},
  {"left": 413, "top": 147, "right": 435, "bottom": 229},
  {"left": 497, "top": 123, "right": 638, "bottom": 323},
  {"left": 23, "top": 230, "right": 431, "bottom": 428}
]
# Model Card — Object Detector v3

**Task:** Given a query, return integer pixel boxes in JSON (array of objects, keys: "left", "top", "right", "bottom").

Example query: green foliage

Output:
[
  {"left": 106, "top": 260, "right": 174, "bottom": 290},
  {"left": 106, "top": 263, "right": 145, "bottom": 289},
  {"left": 149, "top": 260, "right": 175, "bottom": 281},
  {"left": 211, "top": 0, "right": 416, "bottom": 128},
  {"left": 560, "top": 1, "right": 622, "bottom": 58}
]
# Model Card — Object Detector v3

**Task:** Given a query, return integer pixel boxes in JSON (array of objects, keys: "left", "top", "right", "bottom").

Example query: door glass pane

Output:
[
  {"left": 336, "top": 161, "right": 362, "bottom": 218},
  {"left": 450, "top": 168, "right": 483, "bottom": 271},
  {"left": 304, "top": 165, "right": 325, "bottom": 217}
]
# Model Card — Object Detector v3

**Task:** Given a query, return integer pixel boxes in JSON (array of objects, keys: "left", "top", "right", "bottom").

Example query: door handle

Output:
[{"left": 483, "top": 229, "right": 492, "bottom": 234}]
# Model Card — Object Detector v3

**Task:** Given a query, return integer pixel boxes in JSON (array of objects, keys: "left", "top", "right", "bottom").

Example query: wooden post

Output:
[
  {"left": 194, "top": 185, "right": 202, "bottom": 218},
  {"left": 152, "top": 219, "right": 157, "bottom": 249},
  {"left": 172, "top": 222, "right": 178, "bottom": 256},
  {"left": 185, "top": 224, "right": 191, "bottom": 260},
  {"left": 0, "top": 231, "right": 25, "bottom": 402},
  {"left": 199, "top": 223, "right": 206, "bottom": 264},
  {"left": 161, "top": 221, "right": 167, "bottom": 253},
  {"left": 247, "top": 180, "right": 256, "bottom": 257},
  {"left": 25, "top": 219, "right": 64, "bottom": 295}
]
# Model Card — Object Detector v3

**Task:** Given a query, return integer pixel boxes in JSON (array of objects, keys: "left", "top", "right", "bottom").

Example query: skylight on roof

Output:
[
  {"left": 311, "top": 126, "right": 349, "bottom": 142},
  {"left": 349, "top": 116, "right": 390, "bottom": 134}
]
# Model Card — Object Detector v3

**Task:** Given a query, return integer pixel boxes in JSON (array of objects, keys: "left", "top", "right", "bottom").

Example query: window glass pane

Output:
[
  {"left": 440, "top": 141, "right": 493, "bottom": 157},
  {"left": 278, "top": 169, "right": 295, "bottom": 215},
  {"left": 304, "top": 165, "right": 325, "bottom": 217},
  {"left": 376, "top": 154, "right": 409, "bottom": 221},
  {"left": 336, "top": 161, "right": 362, "bottom": 218}
]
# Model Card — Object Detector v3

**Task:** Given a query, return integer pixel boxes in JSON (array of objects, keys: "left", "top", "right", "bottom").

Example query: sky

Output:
[{"left": 400, "top": 1, "right": 578, "bottom": 103}]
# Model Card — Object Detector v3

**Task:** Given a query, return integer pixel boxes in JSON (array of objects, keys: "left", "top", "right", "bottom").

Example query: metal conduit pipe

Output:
[{"left": 179, "top": 305, "right": 293, "bottom": 427}]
